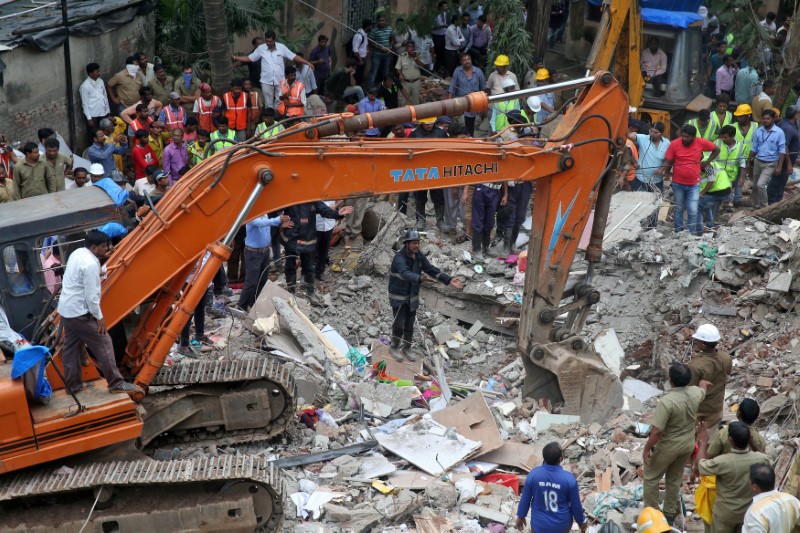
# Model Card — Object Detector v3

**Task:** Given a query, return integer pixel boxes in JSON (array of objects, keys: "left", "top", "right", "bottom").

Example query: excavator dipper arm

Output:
[{"left": 59, "top": 72, "right": 628, "bottom": 419}]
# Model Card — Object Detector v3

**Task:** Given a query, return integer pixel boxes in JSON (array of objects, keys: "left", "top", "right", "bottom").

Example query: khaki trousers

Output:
[{"left": 643, "top": 446, "right": 692, "bottom": 517}]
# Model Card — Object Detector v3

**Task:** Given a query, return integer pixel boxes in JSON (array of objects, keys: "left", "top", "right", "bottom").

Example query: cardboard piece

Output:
[
  {"left": 477, "top": 441, "right": 540, "bottom": 472},
  {"left": 374, "top": 415, "right": 481, "bottom": 476},
  {"left": 431, "top": 392, "right": 503, "bottom": 455},
  {"left": 387, "top": 470, "right": 436, "bottom": 490}
]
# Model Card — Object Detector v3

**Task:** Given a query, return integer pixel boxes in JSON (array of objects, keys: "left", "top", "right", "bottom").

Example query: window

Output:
[{"left": 3, "top": 244, "right": 34, "bottom": 296}]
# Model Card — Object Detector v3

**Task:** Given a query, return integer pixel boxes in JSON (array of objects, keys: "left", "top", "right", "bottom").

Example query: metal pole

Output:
[
  {"left": 60, "top": 0, "right": 77, "bottom": 150},
  {"left": 486, "top": 75, "right": 598, "bottom": 104},
  {"left": 222, "top": 180, "right": 266, "bottom": 246}
]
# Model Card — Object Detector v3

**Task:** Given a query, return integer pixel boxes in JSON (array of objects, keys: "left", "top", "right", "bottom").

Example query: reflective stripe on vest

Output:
[
  {"left": 714, "top": 139, "right": 744, "bottom": 180},
  {"left": 210, "top": 129, "right": 236, "bottom": 153},
  {"left": 688, "top": 119, "right": 715, "bottom": 141},
  {"left": 277, "top": 80, "right": 305, "bottom": 117},
  {"left": 163, "top": 106, "right": 185, "bottom": 129},
  {"left": 223, "top": 92, "right": 248, "bottom": 131},
  {"left": 709, "top": 110, "right": 732, "bottom": 138},
  {"left": 198, "top": 96, "right": 220, "bottom": 132},
  {"left": 255, "top": 123, "right": 284, "bottom": 139},
  {"left": 131, "top": 117, "right": 151, "bottom": 132}
]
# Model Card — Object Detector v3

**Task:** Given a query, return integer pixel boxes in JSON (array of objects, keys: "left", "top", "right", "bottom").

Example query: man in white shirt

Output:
[
  {"left": 640, "top": 37, "right": 668, "bottom": 97},
  {"left": 743, "top": 464, "right": 800, "bottom": 532},
  {"left": 79, "top": 62, "right": 111, "bottom": 140},
  {"left": 57, "top": 230, "right": 141, "bottom": 395},
  {"left": 232, "top": 29, "right": 314, "bottom": 111},
  {"left": 760, "top": 12, "right": 777, "bottom": 33},
  {"left": 352, "top": 19, "right": 372, "bottom": 86}
]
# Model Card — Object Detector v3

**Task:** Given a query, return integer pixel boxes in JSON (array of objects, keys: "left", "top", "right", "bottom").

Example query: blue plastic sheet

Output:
[
  {"left": 11, "top": 345, "right": 53, "bottom": 401},
  {"left": 93, "top": 178, "right": 129, "bottom": 206},
  {"left": 641, "top": 7, "right": 703, "bottom": 28}
]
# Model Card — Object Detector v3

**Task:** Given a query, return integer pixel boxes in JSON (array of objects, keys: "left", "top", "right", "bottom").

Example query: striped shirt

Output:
[
  {"left": 742, "top": 490, "right": 800, "bottom": 532},
  {"left": 369, "top": 25, "right": 393, "bottom": 51}
]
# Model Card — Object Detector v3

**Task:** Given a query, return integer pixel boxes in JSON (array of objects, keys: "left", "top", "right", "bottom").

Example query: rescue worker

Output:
[
  {"left": 688, "top": 323, "right": 733, "bottom": 439},
  {"left": 209, "top": 116, "right": 236, "bottom": 155},
  {"left": 707, "top": 398, "right": 765, "bottom": 458},
  {"left": 255, "top": 108, "right": 284, "bottom": 139},
  {"left": 688, "top": 109, "right": 717, "bottom": 141},
  {"left": 696, "top": 421, "right": 772, "bottom": 532},
  {"left": 516, "top": 441, "right": 588, "bottom": 533},
  {"left": 485, "top": 54, "right": 519, "bottom": 95},
  {"left": 188, "top": 129, "right": 210, "bottom": 167},
  {"left": 637, "top": 507, "right": 673, "bottom": 533},
  {"left": 409, "top": 117, "right": 448, "bottom": 231},
  {"left": 491, "top": 78, "right": 523, "bottom": 133},
  {"left": 388, "top": 229, "right": 464, "bottom": 360},
  {"left": 243, "top": 79, "right": 263, "bottom": 138},
  {"left": 221, "top": 78, "right": 248, "bottom": 141},
  {"left": 500, "top": 110, "right": 533, "bottom": 258},
  {"left": 159, "top": 92, "right": 187, "bottom": 131},
  {"left": 281, "top": 202, "right": 353, "bottom": 304},
  {"left": 643, "top": 362, "right": 710, "bottom": 525},
  {"left": 700, "top": 125, "right": 744, "bottom": 231},
  {"left": 471, "top": 177, "right": 507, "bottom": 261},
  {"left": 277, "top": 66, "right": 306, "bottom": 119},
  {"left": 237, "top": 213, "right": 291, "bottom": 311},
  {"left": 194, "top": 82, "right": 221, "bottom": 133},
  {"left": 730, "top": 104, "right": 756, "bottom": 206},
  {"left": 710, "top": 93, "right": 733, "bottom": 140}
]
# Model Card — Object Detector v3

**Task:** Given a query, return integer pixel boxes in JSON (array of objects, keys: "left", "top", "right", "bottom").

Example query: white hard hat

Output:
[
  {"left": 502, "top": 78, "right": 516, "bottom": 89},
  {"left": 89, "top": 163, "right": 105, "bottom": 176},
  {"left": 526, "top": 96, "right": 541, "bottom": 112},
  {"left": 692, "top": 324, "right": 721, "bottom": 343}
]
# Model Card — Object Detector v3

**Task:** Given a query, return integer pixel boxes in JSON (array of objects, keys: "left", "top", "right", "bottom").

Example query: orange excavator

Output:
[{"left": 0, "top": 71, "right": 628, "bottom": 531}]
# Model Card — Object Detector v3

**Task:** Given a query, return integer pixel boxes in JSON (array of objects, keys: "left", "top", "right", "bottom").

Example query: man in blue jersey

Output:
[{"left": 516, "top": 442, "right": 587, "bottom": 533}]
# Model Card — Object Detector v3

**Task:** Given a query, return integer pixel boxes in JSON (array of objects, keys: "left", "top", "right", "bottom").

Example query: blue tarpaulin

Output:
[
  {"left": 641, "top": 8, "right": 703, "bottom": 28},
  {"left": 640, "top": 0, "right": 702, "bottom": 11}
]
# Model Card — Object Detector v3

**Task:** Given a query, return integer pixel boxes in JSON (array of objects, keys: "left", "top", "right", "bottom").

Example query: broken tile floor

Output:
[{"left": 155, "top": 192, "right": 800, "bottom": 532}]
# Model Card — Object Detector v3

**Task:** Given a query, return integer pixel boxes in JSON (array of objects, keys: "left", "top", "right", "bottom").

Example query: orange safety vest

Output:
[
  {"left": 197, "top": 95, "right": 220, "bottom": 133},
  {"left": 625, "top": 139, "right": 639, "bottom": 181},
  {"left": 131, "top": 116, "right": 152, "bottom": 133},
  {"left": 163, "top": 105, "right": 186, "bottom": 131},
  {"left": 223, "top": 92, "right": 248, "bottom": 131},
  {"left": 247, "top": 91, "right": 260, "bottom": 130},
  {"left": 277, "top": 80, "right": 305, "bottom": 117}
]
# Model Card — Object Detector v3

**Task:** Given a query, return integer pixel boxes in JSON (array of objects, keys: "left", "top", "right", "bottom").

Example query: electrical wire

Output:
[{"left": 77, "top": 486, "right": 104, "bottom": 533}]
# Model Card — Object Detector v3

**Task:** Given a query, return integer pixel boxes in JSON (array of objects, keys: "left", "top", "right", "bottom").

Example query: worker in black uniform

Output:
[
  {"left": 281, "top": 201, "right": 353, "bottom": 304},
  {"left": 388, "top": 229, "right": 464, "bottom": 360},
  {"left": 408, "top": 117, "right": 449, "bottom": 231}
]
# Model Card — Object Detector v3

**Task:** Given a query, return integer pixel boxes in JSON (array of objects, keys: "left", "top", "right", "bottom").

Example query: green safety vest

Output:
[
  {"left": 687, "top": 118, "right": 716, "bottom": 141},
  {"left": 709, "top": 111, "right": 732, "bottom": 140},
  {"left": 734, "top": 122, "right": 755, "bottom": 153},
  {"left": 209, "top": 129, "right": 236, "bottom": 154},
  {"left": 706, "top": 139, "right": 743, "bottom": 192},
  {"left": 725, "top": 33, "right": 735, "bottom": 56},
  {"left": 188, "top": 141, "right": 207, "bottom": 166},
  {"left": 493, "top": 100, "right": 522, "bottom": 133},
  {"left": 255, "top": 122, "right": 285, "bottom": 139}
]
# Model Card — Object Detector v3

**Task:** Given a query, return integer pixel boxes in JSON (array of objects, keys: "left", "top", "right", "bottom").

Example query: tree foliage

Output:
[{"left": 486, "top": 0, "right": 533, "bottom": 79}]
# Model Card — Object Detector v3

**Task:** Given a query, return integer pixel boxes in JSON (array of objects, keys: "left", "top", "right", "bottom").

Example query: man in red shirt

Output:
[
  {"left": 132, "top": 129, "right": 158, "bottom": 179},
  {"left": 655, "top": 124, "right": 720, "bottom": 235}
]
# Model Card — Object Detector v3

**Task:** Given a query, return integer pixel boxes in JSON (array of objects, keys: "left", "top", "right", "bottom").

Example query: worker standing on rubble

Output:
[
  {"left": 516, "top": 441, "right": 587, "bottom": 533},
  {"left": 643, "top": 362, "right": 710, "bottom": 525},
  {"left": 688, "top": 323, "right": 732, "bottom": 439},
  {"left": 696, "top": 421, "right": 772, "bottom": 533},
  {"left": 57, "top": 230, "right": 142, "bottom": 395},
  {"left": 707, "top": 398, "right": 765, "bottom": 457},
  {"left": 389, "top": 229, "right": 464, "bottom": 360}
]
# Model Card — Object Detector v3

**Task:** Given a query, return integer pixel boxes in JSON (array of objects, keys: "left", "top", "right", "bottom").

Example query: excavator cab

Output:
[{"left": 641, "top": 21, "right": 706, "bottom": 111}]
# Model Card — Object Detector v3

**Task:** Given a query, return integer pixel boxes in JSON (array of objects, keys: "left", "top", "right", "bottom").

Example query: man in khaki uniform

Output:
[
  {"left": 13, "top": 142, "right": 57, "bottom": 198},
  {"left": 41, "top": 137, "right": 72, "bottom": 192},
  {"left": 707, "top": 398, "right": 765, "bottom": 458},
  {"left": 689, "top": 323, "right": 732, "bottom": 439},
  {"left": 643, "top": 362, "right": 710, "bottom": 523},
  {"left": 696, "top": 421, "right": 772, "bottom": 532},
  {"left": 396, "top": 40, "right": 424, "bottom": 106}
]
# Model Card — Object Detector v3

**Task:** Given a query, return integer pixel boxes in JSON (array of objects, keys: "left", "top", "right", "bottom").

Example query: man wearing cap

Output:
[
  {"left": 447, "top": 53, "right": 486, "bottom": 136},
  {"left": 688, "top": 323, "right": 732, "bottom": 438},
  {"left": 389, "top": 229, "right": 464, "bottom": 360},
  {"left": 485, "top": 55, "right": 519, "bottom": 96},
  {"left": 727, "top": 104, "right": 756, "bottom": 206},
  {"left": 770, "top": 105, "right": 800, "bottom": 203},
  {"left": 536, "top": 69, "right": 556, "bottom": 120},
  {"left": 396, "top": 40, "right": 424, "bottom": 106},
  {"left": 747, "top": 108, "right": 787, "bottom": 208},
  {"left": 643, "top": 362, "right": 710, "bottom": 525},
  {"left": 159, "top": 92, "right": 187, "bottom": 132},
  {"left": 193, "top": 83, "right": 221, "bottom": 133}
]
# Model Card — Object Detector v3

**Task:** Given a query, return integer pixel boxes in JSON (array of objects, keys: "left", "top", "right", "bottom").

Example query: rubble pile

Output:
[{"left": 154, "top": 193, "right": 800, "bottom": 532}]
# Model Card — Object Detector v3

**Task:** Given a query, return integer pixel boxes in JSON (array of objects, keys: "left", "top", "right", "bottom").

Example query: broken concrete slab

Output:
[
  {"left": 431, "top": 324, "right": 453, "bottom": 344},
  {"left": 477, "top": 441, "right": 540, "bottom": 472},
  {"left": 423, "top": 479, "right": 459, "bottom": 508},
  {"left": 250, "top": 280, "right": 310, "bottom": 322},
  {"left": 467, "top": 320, "right": 484, "bottom": 337},
  {"left": 358, "top": 451, "right": 397, "bottom": 478},
  {"left": 354, "top": 381, "right": 416, "bottom": 417},
  {"left": 388, "top": 470, "right": 437, "bottom": 490},
  {"left": 593, "top": 329, "right": 624, "bottom": 377},
  {"left": 431, "top": 392, "right": 503, "bottom": 455},
  {"left": 767, "top": 270, "right": 793, "bottom": 293},
  {"left": 273, "top": 297, "right": 349, "bottom": 367},
  {"left": 375, "top": 415, "right": 481, "bottom": 476},
  {"left": 533, "top": 412, "right": 581, "bottom": 433},
  {"left": 459, "top": 502, "right": 513, "bottom": 525},
  {"left": 414, "top": 515, "right": 455, "bottom": 533},
  {"left": 622, "top": 378, "right": 663, "bottom": 403}
]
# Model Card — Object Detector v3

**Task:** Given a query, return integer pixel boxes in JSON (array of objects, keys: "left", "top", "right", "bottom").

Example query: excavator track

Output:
[
  {"left": 142, "top": 358, "right": 296, "bottom": 448},
  {"left": 1, "top": 454, "right": 284, "bottom": 532}
]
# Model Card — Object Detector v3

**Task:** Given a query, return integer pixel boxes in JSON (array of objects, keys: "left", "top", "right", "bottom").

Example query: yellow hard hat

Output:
[
  {"left": 418, "top": 116, "right": 437, "bottom": 124},
  {"left": 637, "top": 507, "right": 672, "bottom": 533},
  {"left": 734, "top": 104, "right": 752, "bottom": 116},
  {"left": 494, "top": 54, "right": 510, "bottom": 67},
  {"left": 773, "top": 107, "right": 781, "bottom": 117},
  {"left": 535, "top": 68, "right": 550, "bottom": 81}
]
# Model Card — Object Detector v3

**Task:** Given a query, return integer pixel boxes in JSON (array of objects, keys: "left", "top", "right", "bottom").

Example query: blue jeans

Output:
[
  {"left": 699, "top": 194, "right": 724, "bottom": 230},
  {"left": 368, "top": 53, "right": 391, "bottom": 88},
  {"left": 631, "top": 179, "right": 663, "bottom": 227},
  {"left": 672, "top": 183, "right": 701, "bottom": 235}
]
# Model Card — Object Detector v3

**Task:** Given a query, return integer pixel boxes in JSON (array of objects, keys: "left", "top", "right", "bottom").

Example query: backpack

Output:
[{"left": 346, "top": 31, "right": 365, "bottom": 59}]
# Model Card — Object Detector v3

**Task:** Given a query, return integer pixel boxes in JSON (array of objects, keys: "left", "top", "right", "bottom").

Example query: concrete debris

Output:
[
  {"left": 593, "top": 328, "right": 624, "bottom": 377},
  {"left": 354, "top": 381, "right": 417, "bottom": 417}
]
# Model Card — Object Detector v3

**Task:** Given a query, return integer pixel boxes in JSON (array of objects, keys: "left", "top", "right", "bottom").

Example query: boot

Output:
[
  {"left": 389, "top": 336, "right": 404, "bottom": 361},
  {"left": 483, "top": 230, "right": 498, "bottom": 258},
  {"left": 472, "top": 234, "right": 484, "bottom": 261},
  {"left": 510, "top": 227, "right": 520, "bottom": 254},
  {"left": 500, "top": 227, "right": 512, "bottom": 258},
  {"left": 305, "top": 283, "right": 323, "bottom": 306},
  {"left": 286, "top": 273, "right": 297, "bottom": 294},
  {"left": 415, "top": 217, "right": 426, "bottom": 231},
  {"left": 401, "top": 335, "right": 418, "bottom": 361},
  {"left": 435, "top": 204, "right": 447, "bottom": 231}
]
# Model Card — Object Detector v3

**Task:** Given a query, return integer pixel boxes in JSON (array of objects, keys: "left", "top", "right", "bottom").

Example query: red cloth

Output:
[
  {"left": 666, "top": 137, "right": 716, "bottom": 186},
  {"left": 132, "top": 144, "right": 158, "bottom": 179}
]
